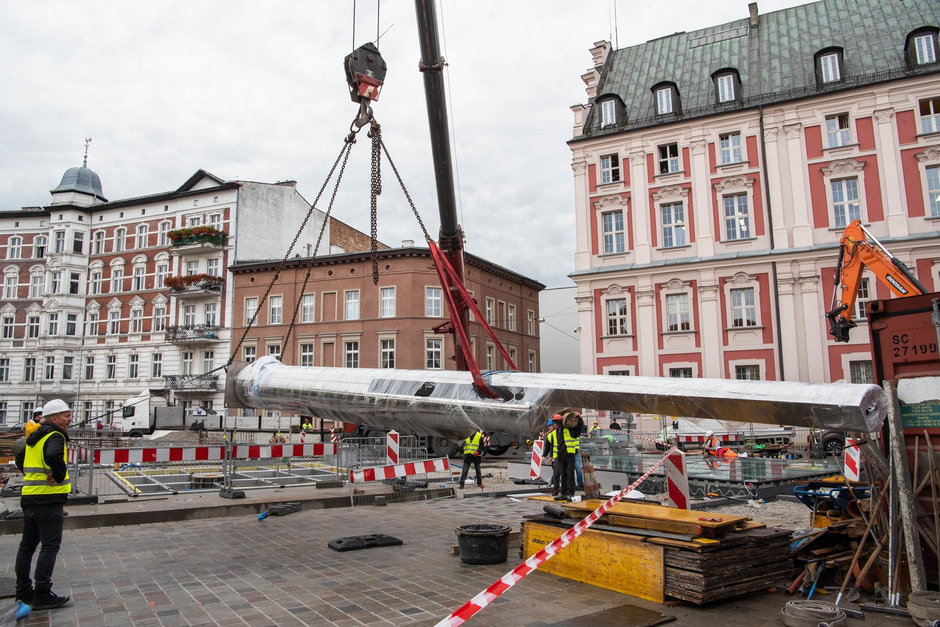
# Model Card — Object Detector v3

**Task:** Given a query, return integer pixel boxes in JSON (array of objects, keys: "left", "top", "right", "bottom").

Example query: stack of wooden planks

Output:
[{"left": 528, "top": 498, "right": 794, "bottom": 604}]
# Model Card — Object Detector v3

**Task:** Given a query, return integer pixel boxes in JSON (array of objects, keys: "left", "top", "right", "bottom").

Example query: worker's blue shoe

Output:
[{"left": 15, "top": 600, "right": 31, "bottom": 619}]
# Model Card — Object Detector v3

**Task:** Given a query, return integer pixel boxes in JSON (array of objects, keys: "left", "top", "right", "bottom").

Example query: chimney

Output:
[
  {"left": 748, "top": 2, "right": 759, "bottom": 27},
  {"left": 401, "top": 239, "right": 415, "bottom": 247}
]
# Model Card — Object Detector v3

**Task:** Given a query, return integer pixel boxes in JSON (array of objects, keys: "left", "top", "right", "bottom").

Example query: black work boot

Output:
[{"left": 31, "top": 587, "right": 70, "bottom": 611}]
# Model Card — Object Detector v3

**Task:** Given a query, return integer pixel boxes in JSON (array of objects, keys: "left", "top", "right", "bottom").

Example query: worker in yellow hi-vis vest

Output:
[
  {"left": 14, "top": 399, "right": 73, "bottom": 612},
  {"left": 458, "top": 429, "right": 485, "bottom": 489}
]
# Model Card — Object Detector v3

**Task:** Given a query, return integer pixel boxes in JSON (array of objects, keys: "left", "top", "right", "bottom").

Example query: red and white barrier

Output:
[
  {"left": 70, "top": 442, "right": 337, "bottom": 465},
  {"left": 300, "top": 430, "right": 306, "bottom": 443},
  {"left": 844, "top": 437, "right": 860, "bottom": 481},
  {"left": 349, "top": 457, "right": 450, "bottom": 483},
  {"left": 330, "top": 427, "right": 340, "bottom": 444},
  {"left": 529, "top": 440, "right": 544, "bottom": 479},
  {"left": 387, "top": 430, "right": 400, "bottom": 465},
  {"left": 664, "top": 449, "right": 690, "bottom": 510},
  {"left": 435, "top": 448, "right": 675, "bottom": 627}
]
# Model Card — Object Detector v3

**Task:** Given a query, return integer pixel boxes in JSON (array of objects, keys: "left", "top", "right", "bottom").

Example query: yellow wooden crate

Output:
[{"left": 523, "top": 520, "right": 664, "bottom": 603}]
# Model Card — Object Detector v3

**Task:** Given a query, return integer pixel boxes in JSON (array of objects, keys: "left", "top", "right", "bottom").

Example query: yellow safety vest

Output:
[
  {"left": 463, "top": 432, "right": 483, "bottom": 456},
  {"left": 547, "top": 428, "right": 580, "bottom": 458},
  {"left": 21, "top": 431, "right": 70, "bottom": 496}
]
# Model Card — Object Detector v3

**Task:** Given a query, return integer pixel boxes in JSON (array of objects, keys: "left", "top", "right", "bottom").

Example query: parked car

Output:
[
  {"left": 809, "top": 429, "right": 846, "bottom": 455},
  {"left": 0, "top": 422, "right": 25, "bottom": 434}
]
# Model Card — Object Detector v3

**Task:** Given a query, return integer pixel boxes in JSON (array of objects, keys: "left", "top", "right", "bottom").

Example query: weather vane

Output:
[{"left": 83, "top": 137, "right": 92, "bottom": 167}]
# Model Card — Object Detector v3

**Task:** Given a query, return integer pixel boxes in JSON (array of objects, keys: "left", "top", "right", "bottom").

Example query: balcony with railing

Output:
[
  {"left": 164, "top": 374, "right": 218, "bottom": 392},
  {"left": 165, "top": 274, "right": 223, "bottom": 299},
  {"left": 168, "top": 226, "right": 227, "bottom": 254},
  {"left": 166, "top": 324, "right": 222, "bottom": 344}
]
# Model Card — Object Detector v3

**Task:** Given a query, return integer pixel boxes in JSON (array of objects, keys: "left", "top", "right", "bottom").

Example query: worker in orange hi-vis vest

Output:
[{"left": 703, "top": 431, "right": 738, "bottom": 458}]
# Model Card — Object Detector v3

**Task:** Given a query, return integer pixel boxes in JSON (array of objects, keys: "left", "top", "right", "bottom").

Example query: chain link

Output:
[{"left": 369, "top": 121, "right": 382, "bottom": 284}]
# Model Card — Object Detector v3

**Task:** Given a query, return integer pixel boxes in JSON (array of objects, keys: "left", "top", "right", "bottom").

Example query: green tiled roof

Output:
[{"left": 584, "top": 0, "right": 940, "bottom": 136}]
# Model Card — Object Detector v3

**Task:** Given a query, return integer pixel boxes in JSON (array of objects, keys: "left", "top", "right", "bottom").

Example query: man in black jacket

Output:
[{"left": 14, "top": 398, "right": 72, "bottom": 611}]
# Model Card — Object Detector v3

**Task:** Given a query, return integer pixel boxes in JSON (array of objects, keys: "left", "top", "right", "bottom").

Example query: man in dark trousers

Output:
[
  {"left": 458, "top": 428, "right": 485, "bottom": 489},
  {"left": 547, "top": 410, "right": 581, "bottom": 501},
  {"left": 14, "top": 399, "right": 72, "bottom": 611}
]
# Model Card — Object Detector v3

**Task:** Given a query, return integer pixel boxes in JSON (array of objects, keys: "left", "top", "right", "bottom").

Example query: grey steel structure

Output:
[{"left": 226, "top": 357, "right": 887, "bottom": 439}]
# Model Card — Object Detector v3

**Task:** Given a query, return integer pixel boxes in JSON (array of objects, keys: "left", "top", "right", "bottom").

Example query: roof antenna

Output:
[
  {"left": 83, "top": 137, "right": 92, "bottom": 167},
  {"left": 613, "top": 0, "right": 619, "bottom": 48}
]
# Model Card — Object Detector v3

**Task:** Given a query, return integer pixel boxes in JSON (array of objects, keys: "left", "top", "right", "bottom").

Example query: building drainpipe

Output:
[{"left": 759, "top": 105, "right": 786, "bottom": 381}]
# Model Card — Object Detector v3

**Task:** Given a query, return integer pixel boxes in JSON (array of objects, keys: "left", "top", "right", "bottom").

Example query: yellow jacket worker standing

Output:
[
  {"left": 14, "top": 399, "right": 72, "bottom": 611},
  {"left": 458, "top": 429, "right": 485, "bottom": 489},
  {"left": 546, "top": 411, "right": 581, "bottom": 501}
]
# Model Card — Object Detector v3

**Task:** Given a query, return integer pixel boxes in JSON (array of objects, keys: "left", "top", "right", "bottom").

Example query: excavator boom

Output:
[{"left": 826, "top": 220, "right": 927, "bottom": 342}]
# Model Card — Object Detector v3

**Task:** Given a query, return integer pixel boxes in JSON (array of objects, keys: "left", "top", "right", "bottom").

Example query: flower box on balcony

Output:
[
  {"left": 164, "top": 273, "right": 223, "bottom": 292},
  {"left": 168, "top": 226, "right": 227, "bottom": 248}
]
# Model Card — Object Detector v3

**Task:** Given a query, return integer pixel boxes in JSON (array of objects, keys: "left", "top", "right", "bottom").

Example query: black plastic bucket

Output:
[{"left": 455, "top": 524, "right": 511, "bottom": 564}]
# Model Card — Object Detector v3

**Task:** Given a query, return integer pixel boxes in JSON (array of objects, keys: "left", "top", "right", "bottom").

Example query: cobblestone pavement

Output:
[{"left": 0, "top": 496, "right": 908, "bottom": 626}]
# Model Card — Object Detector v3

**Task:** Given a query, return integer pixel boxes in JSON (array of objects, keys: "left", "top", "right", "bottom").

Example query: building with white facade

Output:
[
  {"left": 0, "top": 164, "right": 337, "bottom": 425},
  {"left": 538, "top": 285, "right": 580, "bottom": 374},
  {"left": 568, "top": 0, "right": 940, "bottom": 403}
]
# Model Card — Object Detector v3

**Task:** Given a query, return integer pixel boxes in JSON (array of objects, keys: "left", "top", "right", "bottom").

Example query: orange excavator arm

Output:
[{"left": 826, "top": 219, "right": 927, "bottom": 342}]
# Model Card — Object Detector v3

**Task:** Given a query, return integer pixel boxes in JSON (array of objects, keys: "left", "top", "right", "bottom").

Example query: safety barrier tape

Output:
[
  {"left": 529, "top": 440, "right": 544, "bottom": 479},
  {"left": 69, "top": 442, "right": 338, "bottom": 465},
  {"left": 387, "top": 430, "right": 400, "bottom": 465},
  {"left": 434, "top": 447, "right": 676, "bottom": 627},
  {"left": 600, "top": 428, "right": 668, "bottom": 447},
  {"left": 348, "top": 457, "right": 450, "bottom": 483}
]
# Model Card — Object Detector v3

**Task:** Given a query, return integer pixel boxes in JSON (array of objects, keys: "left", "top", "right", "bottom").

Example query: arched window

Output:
[
  {"left": 815, "top": 47, "right": 844, "bottom": 84},
  {"left": 7, "top": 237, "right": 21, "bottom": 259},
  {"left": 906, "top": 28, "right": 939, "bottom": 67},
  {"left": 158, "top": 221, "right": 172, "bottom": 247},
  {"left": 711, "top": 68, "right": 741, "bottom": 104},
  {"left": 114, "top": 228, "right": 126, "bottom": 253},
  {"left": 136, "top": 224, "right": 149, "bottom": 249},
  {"left": 652, "top": 82, "right": 680, "bottom": 115},
  {"left": 32, "top": 236, "right": 46, "bottom": 259},
  {"left": 595, "top": 94, "right": 624, "bottom": 128}
]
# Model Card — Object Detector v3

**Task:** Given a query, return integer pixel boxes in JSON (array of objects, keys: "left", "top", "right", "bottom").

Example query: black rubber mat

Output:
[{"left": 328, "top": 534, "right": 404, "bottom": 552}]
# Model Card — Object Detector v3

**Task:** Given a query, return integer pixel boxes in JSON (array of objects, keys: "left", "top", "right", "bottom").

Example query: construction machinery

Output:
[{"left": 826, "top": 219, "right": 927, "bottom": 342}]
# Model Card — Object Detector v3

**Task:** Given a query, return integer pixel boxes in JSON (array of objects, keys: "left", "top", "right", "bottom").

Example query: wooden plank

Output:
[
  {"left": 608, "top": 514, "right": 703, "bottom": 537},
  {"left": 523, "top": 521, "right": 664, "bottom": 603},
  {"left": 563, "top": 499, "right": 748, "bottom": 530}
]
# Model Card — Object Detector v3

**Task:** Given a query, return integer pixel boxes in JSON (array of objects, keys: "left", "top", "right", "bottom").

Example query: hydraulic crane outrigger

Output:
[{"left": 826, "top": 219, "right": 927, "bottom": 342}]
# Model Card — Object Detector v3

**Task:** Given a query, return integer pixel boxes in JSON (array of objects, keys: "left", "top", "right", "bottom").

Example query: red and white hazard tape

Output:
[
  {"left": 69, "top": 442, "right": 337, "bottom": 465},
  {"left": 435, "top": 448, "right": 676, "bottom": 627},
  {"left": 843, "top": 437, "right": 860, "bottom": 481},
  {"left": 349, "top": 457, "right": 450, "bottom": 483},
  {"left": 387, "top": 430, "right": 400, "bottom": 465},
  {"left": 529, "top": 440, "right": 544, "bottom": 479},
  {"left": 603, "top": 428, "right": 668, "bottom": 447}
]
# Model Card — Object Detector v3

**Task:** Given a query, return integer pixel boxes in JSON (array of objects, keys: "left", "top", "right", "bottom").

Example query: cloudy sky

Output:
[{"left": 0, "top": 0, "right": 807, "bottom": 288}]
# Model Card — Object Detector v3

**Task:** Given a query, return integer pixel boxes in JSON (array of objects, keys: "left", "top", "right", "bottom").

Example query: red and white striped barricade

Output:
[
  {"left": 664, "top": 449, "right": 690, "bottom": 509},
  {"left": 349, "top": 457, "right": 450, "bottom": 483},
  {"left": 387, "top": 430, "right": 400, "bottom": 465},
  {"left": 529, "top": 440, "right": 544, "bottom": 480},
  {"left": 300, "top": 430, "right": 306, "bottom": 443},
  {"left": 330, "top": 427, "right": 340, "bottom": 443},
  {"left": 844, "top": 437, "right": 861, "bottom": 481},
  {"left": 70, "top": 442, "right": 337, "bottom": 465}
]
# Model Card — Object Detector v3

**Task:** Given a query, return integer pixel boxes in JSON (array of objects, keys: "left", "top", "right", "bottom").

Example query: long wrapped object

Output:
[{"left": 226, "top": 357, "right": 886, "bottom": 439}]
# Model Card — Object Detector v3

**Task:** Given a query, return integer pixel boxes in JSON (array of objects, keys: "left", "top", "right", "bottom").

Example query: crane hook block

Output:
[{"left": 344, "top": 43, "right": 387, "bottom": 103}]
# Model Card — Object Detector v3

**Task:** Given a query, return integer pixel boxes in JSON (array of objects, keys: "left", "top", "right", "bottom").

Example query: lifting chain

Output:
[{"left": 369, "top": 121, "right": 382, "bottom": 284}]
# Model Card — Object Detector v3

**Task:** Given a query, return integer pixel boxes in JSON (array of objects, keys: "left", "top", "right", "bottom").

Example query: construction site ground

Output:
[{"left": 0, "top": 459, "right": 909, "bottom": 626}]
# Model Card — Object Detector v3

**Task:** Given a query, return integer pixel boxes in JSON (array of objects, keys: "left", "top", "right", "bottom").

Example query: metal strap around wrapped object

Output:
[{"left": 781, "top": 600, "right": 847, "bottom": 627}]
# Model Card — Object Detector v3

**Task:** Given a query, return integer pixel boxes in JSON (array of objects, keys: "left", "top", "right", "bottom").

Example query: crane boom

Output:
[{"left": 826, "top": 219, "right": 927, "bottom": 342}]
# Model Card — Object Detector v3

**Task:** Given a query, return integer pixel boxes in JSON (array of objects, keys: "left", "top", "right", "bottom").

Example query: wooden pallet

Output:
[{"left": 560, "top": 498, "right": 750, "bottom": 538}]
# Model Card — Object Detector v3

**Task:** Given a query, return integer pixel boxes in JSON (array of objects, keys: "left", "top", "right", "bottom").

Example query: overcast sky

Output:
[{"left": 0, "top": 0, "right": 808, "bottom": 288}]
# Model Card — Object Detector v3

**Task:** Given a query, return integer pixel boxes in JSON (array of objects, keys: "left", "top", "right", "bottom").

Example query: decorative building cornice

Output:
[
  {"left": 713, "top": 175, "right": 754, "bottom": 193},
  {"left": 784, "top": 123, "right": 802, "bottom": 140},
  {"left": 915, "top": 146, "right": 940, "bottom": 164},
  {"left": 594, "top": 194, "right": 628, "bottom": 211},
  {"left": 606, "top": 284, "right": 624, "bottom": 296},
  {"left": 821, "top": 158, "right": 865, "bottom": 177},
  {"left": 630, "top": 151, "right": 646, "bottom": 166},
  {"left": 690, "top": 139, "right": 707, "bottom": 156},
  {"left": 873, "top": 108, "right": 895, "bottom": 125},
  {"left": 571, "top": 161, "right": 587, "bottom": 176},
  {"left": 729, "top": 272, "right": 755, "bottom": 285},
  {"left": 652, "top": 185, "right": 688, "bottom": 202},
  {"left": 764, "top": 126, "right": 779, "bottom": 142}
]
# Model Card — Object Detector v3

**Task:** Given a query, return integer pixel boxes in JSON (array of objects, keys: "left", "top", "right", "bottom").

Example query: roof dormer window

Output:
[
  {"left": 599, "top": 98, "right": 617, "bottom": 127},
  {"left": 653, "top": 83, "right": 679, "bottom": 115},
  {"left": 816, "top": 48, "right": 843, "bottom": 84},
  {"left": 906, "top": 28, "right": 939, "bottom": 66},
  {"left": 712, "top": 69, "right": 741, "bottom": 103}
]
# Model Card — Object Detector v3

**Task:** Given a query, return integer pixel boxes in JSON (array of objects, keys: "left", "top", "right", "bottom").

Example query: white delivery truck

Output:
[{"left": 113, "top": 391, "right": 187, "bottom": 437}]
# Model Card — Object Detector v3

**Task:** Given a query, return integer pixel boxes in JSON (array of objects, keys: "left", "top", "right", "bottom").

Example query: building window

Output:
[
  {"left": 380, "top": 338, "right": 395, "bottom": 368},
  {"left": 734, "top": 364, "right": 760, "bottom": 380},
  {"left": 33, "top": 236, "right": 46, "bottom": 258},
  {"left": 426, "top": 338, "right": 443, "bottom": 369},
  {"left": 655, "top": 85, "right": 675, "bottom": 114},
  {"left": 48, "top": 313, "right": 59, "bottom": 336},
  {"left": 152, "top": 306, "right": 166, "bottom": 332},
  {"left": 665, "top": 293, "right": 691, "bottom": 332},
  {"left": 133, "top": 266, "right": 146, "bottom": 291},
  {"left": 66, "top": 313, "right": 77, "bottom": 336},
  {"left": 50, "top": 272, "right": 61, "bottom": 294},
  {"left": 104, "top": 355, "right": 115, "bottom": 379},
  {"left": 24, "top": 357, "right": 35, "bottom": 382},
  {"left": 913, "top": 32, "right": 938, "bottom": 65},
  {"left": 81, "top": 401, "right": 91, "bottom": 424},
  {"left": 669, "top": 367, "right": 693, "bottom": 378},
  {"left": 244, "top": 297, "right": 258, "bottom": 325},
  {"left": 602, "top": 211, "right": 625, "bottom": 254},
  {"left": 723, "top": 194, "right": 750, "bottom": 240},
  {"left": 7, "top": 236, "right": 21, "bottom": 259},
  {"left": 3, "top": 276, "right": 16, "bottom": 300},
  {"left": 344, "top": 341, "right": 359, "bottom": 368},
  {"left": 485, "top": 344, "right": 495, "bottom": 370},
  {"left": 183, "top": 304, "right": 196, "bottom": 326},
  {"left": 344, "top": 291, "right": 359, "bottom": 321},
  {"left": 818, "top": 50, "right": 842, "bottom": 83},
  {"left": 243, "top": 346, "right": 256, "bottom": 363},
  {"left": 202, "top": 350, "right": 213, "bottom": 373},
  {"left": 110, "top": 267, "right": 123, "bottom": 293},
  {"left": 926, "top": 165, "right": 940, "bottom": 217},
  {"left": 1, "top": 316, "right": 13, "bottom": 339},
  {"left": 600, "top": 154, "right": 621, "bottom": 184},
  {"left": 267, "top": 344, "right": 281, "bottom": 360},
  {"left": 300, "top": 343, "right": 314, "bottom": 367},
  {"left": 44, "top": 356, "right": 55, "bottom": 380},
  {"left": 159, "top": 222, "right": 171, "bottom": 246},
  {"left": 185, "top": 260, "right": 198, "bottom": 276},
  {"left": 528, "top": 351, "right": 536, "bottom": 372},
  {"left": 30, "top": 274, "right": 44, "bottom": 298},
  {"left": 921, "top": 97, "right": 940, "bottom": 135},
  {"left": 730, "top": 287, "right": 757, "bottom": 327},
  {"left": 204, "top": 302, "right": 217, "bottom": 327},
  {"left": 485, "top": 298, "right": 495, "bottom": 325},
  {"left": 84, "top": 356, "right": 94, "bottom": 380},
  {"left": 88, "top": 271, "right": 101, "bottom": 294},
  {"left": 53, "top": 230, "right": 65, "bottom": 254},
  {"left": 155, "top": 263, "right": 168, "bottom": 288},
  {"left": 379, "top": 287, "right": 396, "bottom": 318},
  {"left": 661, "top": 202, "right": 686, "bottom": 248},
  {"left": 718, "top": 132, "right": 742, "bottom": 164},
  {"left": 527, "top": 309, "right": 536, "bottom": 335},
  {"left": 508, "top": 304, "right": 516, "bottom": 332},
  {"left": 72, "top": 231, "right": 84, "bottom": 254},
  {"left": 269, "top": 295, "right": 283, "bottom": 325},
  {"left": 850, "top": 360, "right": 874, "bottom": 384},
  {"left": 0, "top": 359, "right": 8, "bottom": 383},
  {"left": 207, "top": 258, "right": 220, "bottom": 277},
  {"left": 658, "top": 143, "right": 679, "bottom": 174},
  {"left": 85, "top": 312, "right": 98, "bottom": 336},
  {"left": 151, "top": 353, "right": 162, "bottom": 378},
  {"left": 294, "top": 293, "right": 313, "bottom": 323},
  {"left": 425, "top": 286, "right": 442, "bottom": 317},
  {"left": 855, "top": 278, "right": 872, "bottom": 319},
  {"left": 135, "top": 225, "right": 148, "bottom": 249},
  {"left": 69, "top": 272, "right": 81, "bottom": 294},
  {"left": 93, "top": 231, "right": 104, "bottom": 255},
  {"left": 113, "top": 228, "right": 125, "bottom": 252},
  {"left": 606, "top": 298, "right": 628, "bottom": 336},
  {"left": 22, "top": 401, "right": 35, "bottom": 422},
  {"left": 108, "top": 310, "right": 120, "bottom": 334},
  {"left": 831, "top": 178, "right": 861, "bottom": 228},
  {"left": 182, "top": 351, "right": 194, "bottom": 375},
  {"left": 825, "top": 113, "right": 851, "bottom": 147},
  {"left": 128, "top": 354, "right": 139, "bottom": 379},
  {"left": 27, "top": 316, "right": 39, "bottom": 338},
  {"left": 599, "top": 98, "right": 617, "bottom": 127},
  {"left": 715, "top": 72, "right": 736, "bottom": 103},
  {"left": 130, "top": 308, "right": 143, "bottom": 334}
]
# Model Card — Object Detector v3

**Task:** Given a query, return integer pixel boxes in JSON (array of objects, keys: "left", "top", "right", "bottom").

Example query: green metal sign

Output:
[{"left": 900, "top": 402, "right": 940, "bottom": 429}]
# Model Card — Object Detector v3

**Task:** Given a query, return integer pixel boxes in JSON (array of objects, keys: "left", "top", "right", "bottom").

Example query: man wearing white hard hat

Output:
[{"left": 13, "top": 399, "right": 72, "bottom": 612}]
